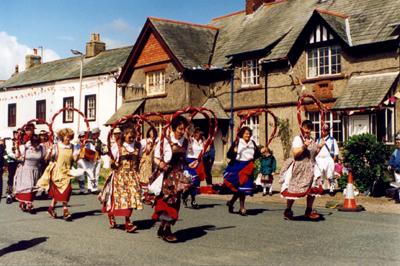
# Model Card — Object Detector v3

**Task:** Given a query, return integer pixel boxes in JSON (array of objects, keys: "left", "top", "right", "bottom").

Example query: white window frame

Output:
[
  {"left": 241, "top": 59, "right": 260, "bottom": 87},
  {"left": 146, "top": 70, "right": 165, "bottom": 96},
  {"left": 85, "top": 95, "right": 96, "bottom": 121},
  {"left": 63, "top": 97, "right": 74, "bottom": 123},
  {"left": 308, "top": 111, "right": 343, "bottom": 143},
  {"left": 307, "top": 45, "right": 341, "bottom": 78},
  {"left": 384, "top": 107, "right": 395, "bottom": 144},
  {"left": 242, "top": 115, "right": 260, "bottom": 145}
]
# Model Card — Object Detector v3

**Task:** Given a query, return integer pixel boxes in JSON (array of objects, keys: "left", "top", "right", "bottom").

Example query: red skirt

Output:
[
  {"left": 15, "top": 192, "right": 34, "bottom": 203},
  {"left": 281, "top": 185, "right": 324, "bottom": 198},
  {"left": 49, "top": 183, "right": 72, "bottom": 202},
  {"left": 152, "top": 196, "right": 181, "bottom": 225}
]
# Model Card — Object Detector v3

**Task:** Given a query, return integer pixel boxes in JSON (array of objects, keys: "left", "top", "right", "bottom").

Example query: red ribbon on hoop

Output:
[
  {"left": 236, "top": 108, "right": 278, "bottom": 147},
  {"left": 296, "top": 94, "right": 327, "bottom": 137}
]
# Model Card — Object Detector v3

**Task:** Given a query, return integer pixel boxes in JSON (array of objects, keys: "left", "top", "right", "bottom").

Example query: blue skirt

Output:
[
  {"left": 184, "top": 158, "right": 201, "bottom": 196},
  {"left": 223, "top": 160, "right": 255, "bottom": 196}
]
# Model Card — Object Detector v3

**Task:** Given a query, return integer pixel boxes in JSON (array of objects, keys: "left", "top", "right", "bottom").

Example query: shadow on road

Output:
[
  {"left": 288, "top": 214, "right": 326, "bottom": 222},
  {"left": 135, "top": 219, "right": 156, "bottom": 230},
  {"left": 71, "top": 209, "right": 102, "bottom": 220},
  {"left": 0, "top": 237, "right": 48, "bottom": 257},
  {"left": 195, "top": 203, "right": 221, "bottom": 209},
  {"left": 243, "top": 208, "right": 269, "bottom": 216},
  {"left": 175, "top": 225, "right": 235, "bottom": 243}
]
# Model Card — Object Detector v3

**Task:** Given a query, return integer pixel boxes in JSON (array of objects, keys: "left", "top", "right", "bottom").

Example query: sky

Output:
[{"left": 0, "top": 0, "right": 244, "bottom": 80}]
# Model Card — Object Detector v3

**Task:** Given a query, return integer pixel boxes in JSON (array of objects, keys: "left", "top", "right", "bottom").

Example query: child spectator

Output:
[{"left": 258, "top": 146, "right": 276, "bottom": 196}]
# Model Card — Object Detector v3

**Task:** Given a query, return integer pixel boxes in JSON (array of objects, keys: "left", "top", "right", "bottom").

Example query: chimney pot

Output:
[
  {"left": 86, "top": 33, "right": 106, "bottom": 58},
  {"left": 33, "top": 48, "right": 38, "bottom": 55}
]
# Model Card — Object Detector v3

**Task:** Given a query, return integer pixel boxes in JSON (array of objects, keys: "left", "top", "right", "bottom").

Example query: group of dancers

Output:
[{"left": 1, "top": 105, "right": 341, "bottom": 242}]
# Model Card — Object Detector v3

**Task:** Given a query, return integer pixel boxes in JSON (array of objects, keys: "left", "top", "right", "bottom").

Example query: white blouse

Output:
[
  {"left": 187, "top": 137, "right": 204, "bottom": 159},
  {"left": 154, "top": 134, "right": 185, "bottom": 164},
  {"left": 236, "top": 138, "right": 255, "bottom": 161}
]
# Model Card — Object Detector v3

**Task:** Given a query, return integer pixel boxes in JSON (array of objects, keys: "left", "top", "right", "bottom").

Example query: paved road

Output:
[{"left": 0, "top": 189, "right": 399, "bottom": 265}]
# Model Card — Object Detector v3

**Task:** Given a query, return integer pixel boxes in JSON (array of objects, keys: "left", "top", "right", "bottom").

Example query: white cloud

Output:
[
  {"left": 109, "top": 18, "right": 134, "bottom": 35},
  {"left": 0, "top": 31, "right": 60, "bottom": 80},
  {"left": 102, "top": 37, "right": 130, "bottom": 49}
]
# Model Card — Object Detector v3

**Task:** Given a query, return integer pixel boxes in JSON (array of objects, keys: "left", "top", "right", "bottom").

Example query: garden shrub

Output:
[{"left": 342, "top": 133, "right": 390, "bottom": 193}]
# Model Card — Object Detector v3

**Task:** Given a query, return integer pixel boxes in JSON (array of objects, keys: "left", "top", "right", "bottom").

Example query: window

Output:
[
  {"left": 241, "top": 115, "right": 260, "bottom": 145},
  {"left": 85, "top": 95, "right": 96, "bottom": 121},
  {"left": 36, "top": 100, "right": 46, "bottom": 122},
  {"left": 308, "top": 111, "right": 343, "bottom": 143},
  {"left": 377, "top": 108, "right": 395, "bottom": 143},
  {"left": 146, "top": 71, "right": 165, "bottom": 96},
  {"left": 8, "top": 103, "right": 16, "bottom": 127},
  {"left": 241, "top": 59, "right": 260, "bottom": 87},
  {"left": 152, "top": 121, "right": 165, "bottom": 137},
  {"left": 63, "top": 97, "right": 74, "bottom": 123},
  {"left": 307, "top": 46, "right": 341, "bottom": 78}
]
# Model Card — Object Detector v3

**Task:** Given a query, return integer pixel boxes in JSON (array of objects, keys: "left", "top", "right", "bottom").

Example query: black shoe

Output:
[
  {"left": 191, "top": 200, "right": 199, "bottom": 209},
  {"left": 182, "top": 197, "right": 188, "bottom": 208},
  {"left": 157, "top": 225, "right": 165, "bottom": 238},
  {"left": 226, "top": 201, "right": 234, "bottom": 213},
  {"left": 238, "top": 209, "right": 247, "bottom": 216},
  {"left": 6, "top": 195, "right": 13, "bottom": 204}
]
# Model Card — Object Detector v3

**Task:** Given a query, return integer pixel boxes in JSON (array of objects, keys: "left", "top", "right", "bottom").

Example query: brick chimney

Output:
[
  {"left": 25, "top": 48, "right": 42, "bottom": 69},
  {"left": 85, "top": 33, "right": 106, "bottom": 58},
  {"left": 11, "top": 65, "right": 19, "bottom": 77},
  {"left": 246, "top": 0, "right": 276, "bottom": 15}
]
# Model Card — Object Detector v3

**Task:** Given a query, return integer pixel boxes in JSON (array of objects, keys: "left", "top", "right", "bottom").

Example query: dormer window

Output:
[
  {"left": 241, "top": 59, "right": 260, "bottom": 87},
  {"left": 146, "top": 70, "right": 165, "bottom": 96},
  {"left": 306, "top": 24, "right": 341, "bottom": 78},
  {"left": 307, "top": 46, "right": 341, "bottom": 78}
]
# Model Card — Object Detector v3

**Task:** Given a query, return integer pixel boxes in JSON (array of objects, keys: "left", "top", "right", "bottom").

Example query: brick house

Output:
[{"left": 113, "top": 0, "right": 400, "bottom": 164}]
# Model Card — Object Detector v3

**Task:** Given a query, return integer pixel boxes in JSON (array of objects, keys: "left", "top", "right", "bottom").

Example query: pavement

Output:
[{"left": 1, "top": 188, "right": 400, "bottom": 265}]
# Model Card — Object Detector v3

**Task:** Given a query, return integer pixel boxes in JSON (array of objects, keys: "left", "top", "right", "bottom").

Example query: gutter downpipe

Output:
[
  {"left": 230, "top": 69, "right": 234, "bottom": 145},
  {"left": 264, "top": 65, "right": 269, "bottom": 145}
]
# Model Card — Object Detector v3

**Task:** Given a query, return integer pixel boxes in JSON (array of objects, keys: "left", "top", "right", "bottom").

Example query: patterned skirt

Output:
[
  {"left": 152, "top": 168, "right": 190, "bottom": 223},
  {"left": 280, "top": 158, "right": 323, "bottom": 199},
  {"left": 107, "top": 169, "right": 143, "bottom": 217}
]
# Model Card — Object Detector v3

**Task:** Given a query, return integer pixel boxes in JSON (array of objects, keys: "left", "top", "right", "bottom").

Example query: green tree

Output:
[{"left": 342, "top": 133, "right": 390, "bottom": 192}]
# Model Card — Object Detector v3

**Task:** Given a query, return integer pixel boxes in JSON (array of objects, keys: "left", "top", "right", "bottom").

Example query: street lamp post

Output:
[{"left": 71, "top": 49, "right": 84, "bottom": 133}]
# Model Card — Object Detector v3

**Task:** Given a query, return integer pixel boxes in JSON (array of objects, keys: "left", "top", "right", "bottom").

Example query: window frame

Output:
[
  {"left": 240, "top": 115, "right": 260, "bottom": 145},
  {"left": 84, "top": 94, "right": 96, "bottom": 121},
  {"left": 8, "top": 103, "right": 16, "bottom": 127},
  {"left": 241, "top": 59, "right": 260, "bottom": 88},
  {"left": 307, "top": 111, "right": 343, "bottom": 144},
  {"left": 63, "top": 97, "right": 74, "bottom": 123},
  {"left": 36, "top": 99, "right": 46, "bottom": 123},
  {"left": 146, "top": 70, "right": 166, "bottom": 96},
  {"left": 306, "top": 45, "right": 341, "bottom": 79}
]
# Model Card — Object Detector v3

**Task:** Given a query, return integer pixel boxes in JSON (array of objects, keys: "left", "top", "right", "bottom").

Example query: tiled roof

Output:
[
  {"left": 209, "top": 0, "right": 400, "bottom": 67},
  {"left": 105, "top": 99, "right": 144, "bottom": 125},
  {"left": 193, "top": 97, "right": 230, "bottom": 120},
  {"left": 150, "top": 17, "right": 218, "bottom": 69},
  {"left": 1, "top": 46, "right": 132, "bottom": 89},
  {"left": 333, "top": 72, "right": 399, "bottom": 110}
]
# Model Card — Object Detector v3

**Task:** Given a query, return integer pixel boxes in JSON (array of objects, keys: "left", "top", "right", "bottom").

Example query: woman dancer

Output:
[
  {"left": 37, "top": 128, "right": 77, "bottom": 221},
  {"left": 104, "top": 128, "right": 143, "bottom": 232},
  {"left": 152, "top": 116, "right": 191, "bottom": 242},
  {"left": 182, "top": 128, "right": 204, "bottom": 209},
  {"left": 224, "top": 126, "right": 261, "bottom": 216},
  {"left": 14, "top": 134, "right": 45, "bottom": 213},
  {"left": 280, "top": 120, "right": 324, "bottom": 220}
]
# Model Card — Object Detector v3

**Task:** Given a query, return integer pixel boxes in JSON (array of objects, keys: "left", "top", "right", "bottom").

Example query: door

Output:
[{"left": 349, "top": 115, "right": 369, "bottom": 136}]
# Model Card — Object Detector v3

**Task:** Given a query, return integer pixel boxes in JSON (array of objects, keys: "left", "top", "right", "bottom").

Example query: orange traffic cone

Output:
[{"left": 338, "top": 171, "right": 364, "bottom": 212}]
